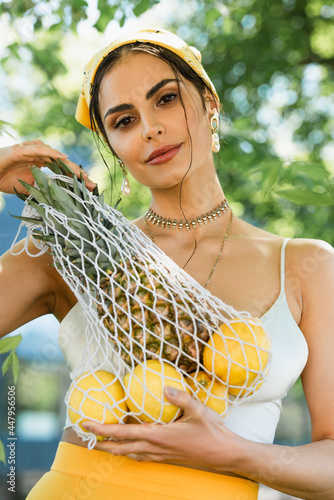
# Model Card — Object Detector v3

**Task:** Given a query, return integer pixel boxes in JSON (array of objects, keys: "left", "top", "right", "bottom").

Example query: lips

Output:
[{"left": 146, "top": 143, "right": 182, "bottom": 164}]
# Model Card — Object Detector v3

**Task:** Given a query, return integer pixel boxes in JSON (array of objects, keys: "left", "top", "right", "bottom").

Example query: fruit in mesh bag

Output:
[
  {"left": 186, "top": 371, "right": 228, "bottom": 416},
  {"left": 68, "top": 370, "right": 128, "bottom": 440},
  {"left": 124, "top": 360, "right": 190, "bottom": 423},
  {"left": 15, "top": 159, "right": 214, "bottom": 373},
  {"left": 101, "top": 263, "right": 212, "bottom": 372},
  {"left": 203, "top": 318, "right": 271, "bottom": 397}
]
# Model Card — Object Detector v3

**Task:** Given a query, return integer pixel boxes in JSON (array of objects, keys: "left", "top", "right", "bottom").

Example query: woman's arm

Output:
[
  {"left": 83, "top": 239, "right": 334, "bottom": 500},
  {"left": 0, "top": 236, "right": 79, "bottom": 336},
  {"left": 0, "top": 140, "right": 94, "bottom": 335},
  {"left": 0, "top": 238, "right": 57, "bottom": 336},
  {"left": 227, "top": 239, "right": 334, "bottom": 498}
]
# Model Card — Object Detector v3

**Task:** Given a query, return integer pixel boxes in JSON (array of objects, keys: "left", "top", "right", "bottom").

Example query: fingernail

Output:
[
  {"left": 166, "top": 386, "right": 178, "bottom": 398},
  {"left": 82, "top": 422, "right": 91, "bottom": 430},
  {"left": 88, "top": 180, "right": 97, "bottom": 187},
  {"left": 81, "top": 171, "right": 89, "bottom": 178},
  {"left": 60, "top": 153, "right": 68, "bottom": 157}
]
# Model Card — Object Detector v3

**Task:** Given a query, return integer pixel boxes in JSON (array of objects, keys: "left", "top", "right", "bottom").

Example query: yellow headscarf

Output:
[{"left": 75, "top": 27, "right": 219, "bottom": 130}]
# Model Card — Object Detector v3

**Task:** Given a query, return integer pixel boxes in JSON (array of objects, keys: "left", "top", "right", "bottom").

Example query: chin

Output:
[{"left": 150, "top": 174, "right": 190, "bottom": 191}]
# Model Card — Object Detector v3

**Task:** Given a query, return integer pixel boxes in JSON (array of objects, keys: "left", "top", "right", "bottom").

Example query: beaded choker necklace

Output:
[{"left": 144, "top": 199, "right": 229, "bottom": 231}]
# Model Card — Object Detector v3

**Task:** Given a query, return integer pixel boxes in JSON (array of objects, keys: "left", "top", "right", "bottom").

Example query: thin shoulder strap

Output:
[{"left": 280, "top": 238, "right": 290, "bottom": 294}]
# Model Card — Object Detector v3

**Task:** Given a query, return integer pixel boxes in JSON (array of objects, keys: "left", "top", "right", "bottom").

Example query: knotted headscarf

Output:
[{"left": 75, "top": 27, "right": 219, "bottom": 130}]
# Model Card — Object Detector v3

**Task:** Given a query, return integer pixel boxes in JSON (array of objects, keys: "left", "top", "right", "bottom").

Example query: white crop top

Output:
[{"left": 58, "top": 238, "right": 309, "bottom": 443}]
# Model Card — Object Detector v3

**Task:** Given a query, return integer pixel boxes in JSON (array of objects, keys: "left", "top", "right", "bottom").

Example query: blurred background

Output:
[{"left": 0, "top": 0, "right": 333, "bottom": 498}]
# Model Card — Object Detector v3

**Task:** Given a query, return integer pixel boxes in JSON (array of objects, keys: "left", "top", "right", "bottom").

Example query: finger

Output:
[
  {"left": 18, "top": 146, "right": 67, "bottom": 163},
  {"left": 17, "top": 142, "right": 67, "bottom": 157},
  {"left": 126, "top": 454, "right": 152, "bottom": 462},
  {"left": 30, "top": 139, "right": 46, "bottom": 146},
  {"left": 94, "top": 439, "right": 153, "bottom": 456},
  {"left": 20, "top": 140, "right": 45, "bottom": 147},
  {"left": 124, "top": 453, "right": 168, "bottom": 463},
  {"left": 164, "top": 387, "right": 205, "bottom": 418},
  {"left": 17, "top": 147, "right": 97, "bottom": 192},
  {"left": 82, "top": 421, "right": 153, "bottom": 441},
  {"left": 94, "top": 439, "right": 171, "bottom": 463},
  {"left": 60, "top": 158, "right": 97, "bottom": 191}
]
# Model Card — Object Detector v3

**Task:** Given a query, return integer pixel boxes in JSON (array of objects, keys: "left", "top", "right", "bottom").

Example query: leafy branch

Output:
[
  {"left": 0, "top": 334, "right": 22, "bottom": 464},
  {"left": 276, "top": 162, "right": 334, "bottom": 207}
]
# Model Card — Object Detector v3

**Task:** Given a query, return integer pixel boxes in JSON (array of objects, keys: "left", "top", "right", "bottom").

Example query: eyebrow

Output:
[{"left": 103, "top": 78, "right": 178, "bottom": 122}]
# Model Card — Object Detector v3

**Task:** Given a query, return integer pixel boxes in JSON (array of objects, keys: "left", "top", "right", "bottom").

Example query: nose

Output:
[{"left": 142, "top": 116, "right": 164, "bottom": 142}]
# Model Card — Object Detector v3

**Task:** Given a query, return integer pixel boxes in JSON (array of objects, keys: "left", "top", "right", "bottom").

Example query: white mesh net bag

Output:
[{"left": 12, "top": 159, "right": 271, "bottom": 449}]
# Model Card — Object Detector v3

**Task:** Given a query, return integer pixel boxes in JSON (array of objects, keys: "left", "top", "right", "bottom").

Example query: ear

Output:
[{"left": 203, "top": 88, "right": 219, "bottom": 118}]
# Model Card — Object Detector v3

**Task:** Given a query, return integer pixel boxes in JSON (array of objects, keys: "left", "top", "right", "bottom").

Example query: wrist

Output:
[
  {"left": 214, "top": 426, "right": 254, "bottom": 475},
  {"left": 225, "top": 433, "right": 269, "bottom": 481}
]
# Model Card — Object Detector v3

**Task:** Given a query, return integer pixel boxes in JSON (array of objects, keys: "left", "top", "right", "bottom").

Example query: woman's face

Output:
[{"left": 98, "top": 52, "right": 215, "bottom": 190}]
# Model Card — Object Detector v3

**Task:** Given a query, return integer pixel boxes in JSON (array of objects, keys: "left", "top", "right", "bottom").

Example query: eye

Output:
[
  {"left": 158, "top": 92, "right": 178, "bottom": 106},
  {"left": 114, "top": 116, "right": 135, "bottom": 129}
]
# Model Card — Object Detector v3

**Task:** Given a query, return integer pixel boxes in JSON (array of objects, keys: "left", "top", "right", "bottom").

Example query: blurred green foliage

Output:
[
  {"left": 0, "top": 0, "right": 333, "bottom": 243},
  {"left": 16, "top": 363, "right": 62, "bottom": 411}
]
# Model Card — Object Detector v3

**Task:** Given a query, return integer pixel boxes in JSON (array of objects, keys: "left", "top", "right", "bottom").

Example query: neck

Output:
[{"left": 148, "top": 168, "right": 225, "bottom": 222}]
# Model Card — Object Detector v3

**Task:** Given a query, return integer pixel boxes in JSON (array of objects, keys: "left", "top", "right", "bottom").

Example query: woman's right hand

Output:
[{"left": 0, "top": 139, "right": 96, "bottom": 194}]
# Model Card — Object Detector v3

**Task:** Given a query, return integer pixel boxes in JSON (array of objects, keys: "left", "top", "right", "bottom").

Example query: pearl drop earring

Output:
[
  {"left": 118, "top": 159, "right": 131, "bottom": 196},
  {"left": 210, "top": 112, "right": 220, "bottom": 153}
]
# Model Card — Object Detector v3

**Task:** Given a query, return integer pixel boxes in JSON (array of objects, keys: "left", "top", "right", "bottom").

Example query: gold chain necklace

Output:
[
  {"left": 144, "top": 210, "right": 233, "bottom": 289},
  {"left": 144, "top": 199, "right": 229, "bottom": 231}
]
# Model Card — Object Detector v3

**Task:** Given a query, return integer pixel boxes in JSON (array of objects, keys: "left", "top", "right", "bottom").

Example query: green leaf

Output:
[
  {"left": 277, "top": 189, "right": 334, "bottom": 206},
  {"left": 2, "top": 352, "right": 13, "bottom": 376},
  {"left": 11, "top": 352, "right": 20, "bottom": 383},
  {"left": 46, "top": 178, "right": 84, "bottom": 219},
  {"left": 133, "top": 0, "right": 157, "bottom": 17},
  {"left": 0, "top": 334, "right": 22, "bottom": 354},
  {"left": 32, "top": 233, "right": 58, "bottom": 244},
  {"left": 45, "top": 159, "right": 63, "bottom": 177},
  {"left": 95, "top": 2, "right": 117, "bottom": 32},
  {"left": 95, "top": 10, "right": 115, "bottom": 32},
  {"left": 0, "top": 440, "right": 5, "bottom": 465},
  {"left": 292, "top": 162, "right": 331, "bottom": 181},
  {"left": 9, "top": 213, "right": 43, "bottom": 225},
  {"left": 31, "top": 167, "right": 53, "bottom": 203},
  {"left": 262, "top": 166, "right": 279, "bottom": 194},
  {"left": 71, "top": 0, "right": 88, "bottom": 9},
  {"left": 52, "top": 158, "right": 75, "bottom": 177},
  {"left": 13, "top": 187, "right": 29, "bottom": 202},
  {"left": 250, "top": 159, "right": 282, "bottom": 174},
  {"left": 18, "top": 179, "right": 50, "bottom": 205}
]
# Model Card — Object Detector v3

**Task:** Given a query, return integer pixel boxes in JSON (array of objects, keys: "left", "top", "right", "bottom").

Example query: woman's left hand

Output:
[{"left": 82, "top": 387, "right": 242, "bottom": 473}]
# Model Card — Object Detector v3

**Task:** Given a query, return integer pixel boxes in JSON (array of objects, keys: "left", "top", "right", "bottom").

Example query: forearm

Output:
[{"left": 228, "top": 437, "right": 334, "bottom": 499}]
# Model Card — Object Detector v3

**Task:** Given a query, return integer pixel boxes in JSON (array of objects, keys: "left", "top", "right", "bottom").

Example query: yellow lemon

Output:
[
  {"left": 124, "top": 360, "right": 190, "bottom": 423},
  {"left": 203, "top": 319, "right": 270, "bottom": 397},
  {"left": 68, "top": 370, "right": 128, "bottom": 440},
  {"left": 187, "top": 371, "right": 228, "bottom": 416}
]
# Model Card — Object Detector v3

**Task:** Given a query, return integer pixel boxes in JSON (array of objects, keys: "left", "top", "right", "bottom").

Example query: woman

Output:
[{"left": 0, "top": 28, "right": 333, "bottom": 500}]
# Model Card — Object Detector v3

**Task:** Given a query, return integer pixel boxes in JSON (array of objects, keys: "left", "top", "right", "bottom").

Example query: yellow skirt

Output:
[{"left": 26, "top": 442, "right": 259, "bottom": 500}]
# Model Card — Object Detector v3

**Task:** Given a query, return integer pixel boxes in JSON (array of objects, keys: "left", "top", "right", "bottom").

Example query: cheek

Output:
[
  {"left": 188, "top": 109, "right": 212, "bottom": 153},
  {"left": 107, "top": 131, "right": 139, "bottom": 162},
  {"left": 186, "top": 102, "right": 210, "bottom": 136}
]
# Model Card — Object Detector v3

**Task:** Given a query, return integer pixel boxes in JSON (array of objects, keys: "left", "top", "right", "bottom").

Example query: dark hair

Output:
[
  {"left": 89, "top": 42, "right": 220, "bottom": 268},
  {"left": 89, "top": 41, "right": 218, "bottom": 154}
]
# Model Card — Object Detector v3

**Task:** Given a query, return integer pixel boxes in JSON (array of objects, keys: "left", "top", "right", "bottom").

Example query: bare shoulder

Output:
[
  {"left": 230, "top": 216, "right": 283, "bottom": 254},
  {"left": 286, "top": 237, "right": 334, "bottom": 279},
  {"left": 287, "top": 236, "right": 333, "bottom": 253},
  {"left": 235, "top": 217, "right": 333, "bottom": 264},
  {"left": 285, "top": 238, "right": 334, "bottom": 341}
]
